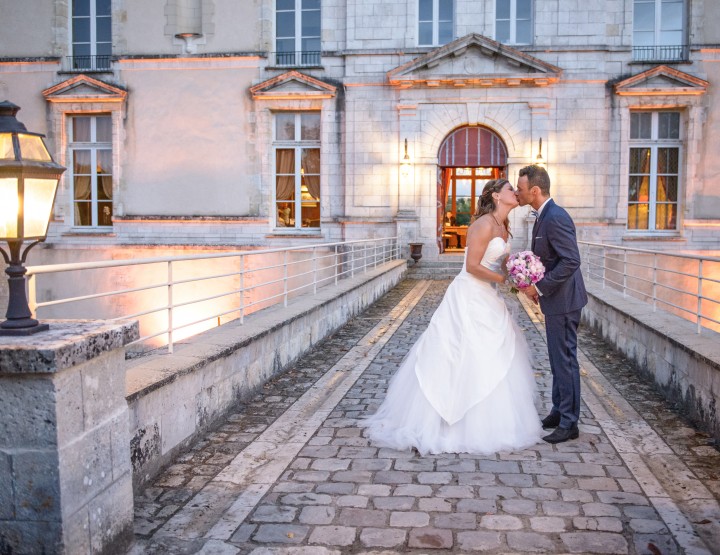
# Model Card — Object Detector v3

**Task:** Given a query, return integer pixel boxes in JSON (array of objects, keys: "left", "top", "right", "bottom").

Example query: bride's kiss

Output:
[{"left": 363, "top": 167, "right": 587, "bottom": 454}]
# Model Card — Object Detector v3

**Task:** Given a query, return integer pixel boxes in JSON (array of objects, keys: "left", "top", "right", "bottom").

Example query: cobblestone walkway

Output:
[{"left": 130, "top": 279, "right": 720, "bottom": 554}]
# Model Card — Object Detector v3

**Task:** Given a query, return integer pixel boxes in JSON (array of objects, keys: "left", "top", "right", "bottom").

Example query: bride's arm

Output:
[{"left": 464, "top": 219, "right": 505, "bottom": 284}]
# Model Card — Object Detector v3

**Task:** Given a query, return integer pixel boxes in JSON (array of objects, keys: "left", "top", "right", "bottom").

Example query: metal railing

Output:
[
  {"left": 579, "top": 241, "right": 720, "bottom": 334},
  {"left": 632, "top": 45, "right": 689, "bottom": 63},
  {"left": 66, "top": 55, "right": 112, "bottom": 72},
  {"left": 25, "top": 237, "right": 400, "bottom": 354},
  {"left": 271, "top": 50, "right": 322, "bottom": 67}
]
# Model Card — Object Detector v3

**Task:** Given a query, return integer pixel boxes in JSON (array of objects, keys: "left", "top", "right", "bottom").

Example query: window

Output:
[
  {"left": 274, "top": 113, "right": 321, "bottom": 229},
  {"left": 418, "top": 0, "right": 453, "bottom": 46},
  {"left": 70, "top": 115, "right": 113, "bottom": 227},
  {"left": 71, "top": 0, "right": 112, "bottom": 71},
  {"left": 633, "top": 0, "right": 686, "bottom": 61},
  {"left": 275, "top": 0, "right": 320, "bottom": 66},
  {"left": 445, "top": 168, "right": 494, "bottom": 226},
  {"left": 628, "top": 111, "right": 681, "bottom": 232},
  {"left": 496, "top": 0, "right": 532, "bottom": 45}
]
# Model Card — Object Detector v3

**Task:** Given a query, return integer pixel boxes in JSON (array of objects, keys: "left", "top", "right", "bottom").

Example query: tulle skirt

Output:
[{"left": 362, "top": 271, "right": 543, "bottom": 455}]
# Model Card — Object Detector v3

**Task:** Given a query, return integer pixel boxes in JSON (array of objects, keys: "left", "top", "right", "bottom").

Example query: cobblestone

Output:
[{"left": 130, "top": 279, "right": 719, "bottom": 554}]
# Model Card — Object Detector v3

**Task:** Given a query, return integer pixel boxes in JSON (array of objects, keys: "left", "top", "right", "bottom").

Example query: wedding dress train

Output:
[{"left": 363, "top": 237, "right": 543, "bottom": 455}]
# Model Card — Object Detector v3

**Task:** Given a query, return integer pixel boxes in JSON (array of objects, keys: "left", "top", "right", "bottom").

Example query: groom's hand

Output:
[{"left": 522, "top": 285, "right": 540, "bottom": 305}]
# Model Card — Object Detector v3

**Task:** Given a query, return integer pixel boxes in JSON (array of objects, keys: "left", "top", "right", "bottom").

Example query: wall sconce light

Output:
[
  {"left": 0, "top": 101, "right": 66, "bottom": 335},
  {"left": 175, "top": 32, "right": 203, "bottom": 54},
  {"left": 535, "top": 137, "right": 545, "bottom": 167},
  {"left": 400, "top": 138, "right": 411, "bottom": 177}
]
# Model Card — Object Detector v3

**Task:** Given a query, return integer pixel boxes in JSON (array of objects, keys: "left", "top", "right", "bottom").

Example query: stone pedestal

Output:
[{"left": 0, "top": 319, "right": 139, "bottom": 555}]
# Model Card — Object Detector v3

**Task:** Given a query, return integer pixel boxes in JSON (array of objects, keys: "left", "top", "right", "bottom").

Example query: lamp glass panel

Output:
[
  {"left": 23, "top": 178, "right": 57, "bottom": 238},
  {"left": 0, "top": 133, "right": 14, "bottom": 160},
  {"left": 17, "top": 134, "right": 52, "bottom": 162},
  {"left": 0, "top": 178, "right": 19, "bottom": 239}
]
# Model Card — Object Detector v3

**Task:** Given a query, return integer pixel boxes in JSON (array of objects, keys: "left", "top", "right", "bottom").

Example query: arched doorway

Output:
[{"left": 437, "top": 126, "right": 508, "bottom": 253}]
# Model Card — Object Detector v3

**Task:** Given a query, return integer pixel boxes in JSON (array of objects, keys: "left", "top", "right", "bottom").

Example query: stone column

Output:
[{"left": 0, "top": 319, "right": 138, "bottom": 554}]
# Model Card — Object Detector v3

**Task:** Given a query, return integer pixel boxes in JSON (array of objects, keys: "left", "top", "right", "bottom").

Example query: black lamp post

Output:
[{"left": 0, "top": 101, "right": 66, "bottom": 335}]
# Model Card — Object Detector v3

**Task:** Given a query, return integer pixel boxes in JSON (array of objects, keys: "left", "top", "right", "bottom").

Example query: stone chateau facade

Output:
[{"left": 0, "top": 0, "right": 719, "bottom": 259}]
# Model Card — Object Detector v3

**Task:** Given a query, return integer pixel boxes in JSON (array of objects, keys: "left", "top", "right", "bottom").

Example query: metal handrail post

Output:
[
  {"left": 651, "top": 253, "right": 657, "bottom": 311},
  {"left": 334, "top": 245, "right": 338, "bottom": 285},
  {"left": 167, "top": 261, "right": 174, "bottom": 354},
  {"left": 351, "top": 245, "right": 355, "bottom": 278},
  {"left": 283, "top": 250, "right": 288, "bottom": 307},
  {"left": 239, "top": 255, "right": 245, "bottom": 324},
  {"left": 27, "top": 273, "right": 38, "bottom": 318},
  {"left": 313, "top": 246, "right": 318, "bottom": 295},
  {"left": 623, "top": 250, "right": 627, "bottom": 297},
  {"left": 697, "top": 260, "right": 704, "bottom": 334}
]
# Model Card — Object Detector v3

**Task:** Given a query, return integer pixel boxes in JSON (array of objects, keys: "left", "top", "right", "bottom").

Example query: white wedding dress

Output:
[{"left": 363, "top": 237, "right": 543, "bottom": 455}]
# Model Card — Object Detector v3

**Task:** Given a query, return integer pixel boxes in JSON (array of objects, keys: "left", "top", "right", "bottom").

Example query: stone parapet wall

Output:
[
  {"left": 126, "top": 260, "right": 407, "bottom": 491},
  {"left": 582, "top": 282, "right": 720, "bottom": 443},
  {"left": 0, "top": 320, "right": 138, "bottom": 554}
]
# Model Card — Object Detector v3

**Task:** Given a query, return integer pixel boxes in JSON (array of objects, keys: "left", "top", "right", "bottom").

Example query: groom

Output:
[{"left": 515, "top": 165, "right": 588, "bottom": 444}]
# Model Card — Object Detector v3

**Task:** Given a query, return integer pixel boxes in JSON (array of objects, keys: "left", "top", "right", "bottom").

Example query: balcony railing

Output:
[
  {"left": 632, "top": 45, "right": 689, "bottom": 63},
  {"left": 66, "top": 55, "right": 112, "bottom": 72},
  {"left": 271, "top": 50, "right": 321, "bottom": 67}
]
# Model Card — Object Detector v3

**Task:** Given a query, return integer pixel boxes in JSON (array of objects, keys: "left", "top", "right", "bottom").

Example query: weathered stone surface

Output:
[
  {"left": 561, "top": 531, "right": 629, "bottom": 554},
  {"left": 0, "top": 320, "right": 138, "bottom": 373},
  {"left": 408, "top": 527, "right": 453, "bottom": 549}
]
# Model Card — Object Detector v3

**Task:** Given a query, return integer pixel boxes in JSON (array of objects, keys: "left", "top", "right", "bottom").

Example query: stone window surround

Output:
[
  {"left": 43, "top": 83, "right": 126, "bottom": 236},
  {"left": 257, "top": 102, "right": 333, "bottom": 237},
  {"left": 615, "top": 98, "right": 705, "bottom": 238}
]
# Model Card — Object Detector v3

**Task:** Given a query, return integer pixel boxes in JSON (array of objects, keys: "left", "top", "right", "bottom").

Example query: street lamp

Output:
[{"left": 0, "top": 101, "right": 66, "bottom": 335}]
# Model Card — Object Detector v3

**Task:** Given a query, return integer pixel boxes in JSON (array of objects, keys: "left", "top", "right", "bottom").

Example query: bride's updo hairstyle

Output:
[{"left": 471, "top": 178, "right": 512, "bottom": 237}]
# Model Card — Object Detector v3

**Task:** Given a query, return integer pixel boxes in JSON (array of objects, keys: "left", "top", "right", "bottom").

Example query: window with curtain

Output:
[
  {"left": 70, "top": 115, "right": 113, "bottom": 228},
  {"left": 71, "top": 0, "right": 112, "bottom": 70},
  {"left": 275, "top": 0, "right": 321, "bottom": 66},
  {"left": 495, "top": 0, "right": 532, "bottom": 45},
  {"left": 418, "top": 0, "right": 453, "bottom": 46},
  {"left": 628, "top": 111, "right": 681, "bottom": 232},
  {"left": 274, "top": 112, "right": 321, "bottom": 229},
  {"left": 632, "top": 0, "right": 685, "bottom": 61}
]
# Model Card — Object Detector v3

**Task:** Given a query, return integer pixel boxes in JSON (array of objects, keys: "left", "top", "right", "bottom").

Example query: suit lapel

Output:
[{"left": 531, "top": 199, "right": 555, "bottom": 252}]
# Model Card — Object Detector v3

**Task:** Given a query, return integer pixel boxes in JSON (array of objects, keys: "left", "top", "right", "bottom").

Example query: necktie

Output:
[{"left": 531, "top": 210, "right": 539, "bottom": 249}]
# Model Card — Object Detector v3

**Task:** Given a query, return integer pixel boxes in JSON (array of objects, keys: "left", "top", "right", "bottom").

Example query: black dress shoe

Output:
[
  {"left": 542, "top": 424, "right": 579, "bottom": 444},
  {"left": 541, "top": 413, "right": 561, "bottom": 429}
]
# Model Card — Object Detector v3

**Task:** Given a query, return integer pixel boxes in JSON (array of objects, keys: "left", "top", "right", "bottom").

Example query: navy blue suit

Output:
[{"left": 532, "top": 199, "right": 588, "bottom": 429}]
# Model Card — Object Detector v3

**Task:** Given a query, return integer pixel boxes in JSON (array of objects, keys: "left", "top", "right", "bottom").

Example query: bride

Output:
[{"left": 363, "top": 179, "right": 543, "bottom": 455}]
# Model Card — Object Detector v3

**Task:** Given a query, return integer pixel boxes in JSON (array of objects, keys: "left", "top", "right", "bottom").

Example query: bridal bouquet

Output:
[{"left": 505, "top": 251, "right": 545, "bottom": 294}]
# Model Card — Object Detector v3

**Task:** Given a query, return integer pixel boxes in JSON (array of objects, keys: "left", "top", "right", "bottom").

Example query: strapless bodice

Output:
[{"left": 463, "top": 236, "right": 509, "bottom": 274}]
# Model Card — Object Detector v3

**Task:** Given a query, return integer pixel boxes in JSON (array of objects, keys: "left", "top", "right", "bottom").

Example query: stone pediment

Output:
[
  {"left": 387, "top": 33, "right": 562, "bottom": 88},
  {"left": 42, "top": 75, "right": 127, "bottom": 103},
  {"left": 250, "top": 71, "right": 336, "bottom": 100},
  {"left": 614, "top": 66, "right": 708, "bottom": 96}
]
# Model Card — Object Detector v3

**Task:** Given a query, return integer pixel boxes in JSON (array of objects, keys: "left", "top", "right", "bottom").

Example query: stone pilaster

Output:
[{"left": 0, "top": 319, "right": 138, "bottom": 554}]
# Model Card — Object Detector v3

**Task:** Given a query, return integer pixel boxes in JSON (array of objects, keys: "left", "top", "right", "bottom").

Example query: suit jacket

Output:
[{"left": 532, "top": 199, "right": 588, "bottom": 316}]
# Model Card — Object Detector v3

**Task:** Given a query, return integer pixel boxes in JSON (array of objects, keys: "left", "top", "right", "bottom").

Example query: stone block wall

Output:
[
  {"left": 582, "top": 283, "right": 720, "bottom": 443},
  {"left": 0, "top": 320, "right": 138, "bottom": 554}
]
